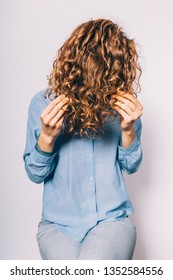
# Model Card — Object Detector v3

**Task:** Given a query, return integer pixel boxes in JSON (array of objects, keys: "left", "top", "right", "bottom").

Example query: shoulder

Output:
[
  {"left": 30, "top": 89, "right": 51, "bottom": 108},
  {"left": 29, "top": 89, "right": 55, "bottom": 114}
]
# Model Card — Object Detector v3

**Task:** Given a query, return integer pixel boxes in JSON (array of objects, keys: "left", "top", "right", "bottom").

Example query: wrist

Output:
[
  {"left": 37, "top": 132, "right": 55, "bottom": 152},
  {"left": 35, "top": 142, "right": 54, "bottom": 156},
  {"left": 121, "top": 126, "right": 135, "bottom": 148},
  {"left": 121, "top": 125, "right": 134, "bottom": 134}
]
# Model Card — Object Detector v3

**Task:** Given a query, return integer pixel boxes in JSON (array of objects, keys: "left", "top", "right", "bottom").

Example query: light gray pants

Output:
[{"left": 36, "top": 218, "right": 136, "bottom": 260}]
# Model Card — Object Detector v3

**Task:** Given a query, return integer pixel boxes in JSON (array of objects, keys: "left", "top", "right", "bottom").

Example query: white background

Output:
[{"left": 0, "top": 0, "right": 173, "bottom": 259}]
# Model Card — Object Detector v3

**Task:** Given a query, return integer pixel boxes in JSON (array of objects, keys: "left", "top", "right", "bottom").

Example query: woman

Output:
[{"left": 23, "top": 18, "right": 143, "bottom": 260}]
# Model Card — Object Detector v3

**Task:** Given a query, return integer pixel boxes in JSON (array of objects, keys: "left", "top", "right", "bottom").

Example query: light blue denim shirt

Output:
[{"left": 23, "top": 89, "right": 142, "bottom": 242}]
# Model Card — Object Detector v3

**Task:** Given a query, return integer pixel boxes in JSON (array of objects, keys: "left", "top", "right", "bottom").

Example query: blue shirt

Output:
[{"left": 23, "top": 89, "right": 142, "bottom": 242}]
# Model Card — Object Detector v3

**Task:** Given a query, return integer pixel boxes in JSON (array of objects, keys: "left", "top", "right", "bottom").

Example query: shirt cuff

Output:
[
  {"left": 35, "top": 142, "right": 54, "bottom": 156},
  {"left": 30, "top": 142, "right": 57, "bottom": 164},
  {"left": 118, "top": 135, "right": 140, "bottom": 156}
]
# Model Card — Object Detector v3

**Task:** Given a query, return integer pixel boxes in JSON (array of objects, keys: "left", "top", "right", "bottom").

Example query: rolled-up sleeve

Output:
[
  {"left": 117, "top": 118, "right": 143, "bottom": 174},
  {"left": 23, "top": 94, "right": 57, "bottom": 184}
]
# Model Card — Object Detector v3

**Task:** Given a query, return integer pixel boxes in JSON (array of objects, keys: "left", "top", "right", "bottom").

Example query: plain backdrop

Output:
[{"left": 0, "top": 0, "right": 173, "bottom": 260}]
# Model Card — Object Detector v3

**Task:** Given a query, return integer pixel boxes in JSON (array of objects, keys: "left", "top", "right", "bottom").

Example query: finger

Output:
[
  {"left": 116, "top": 92, "right": 143, "bottom": 111},
  {"left": 116, "top": 92, "right": 139, "bottom": 107},
  {"left": 49, "top": 104, "right": 68, "bottom": 127},
  {"left": 115, "top": 101, "right": 134, "bottom": 115},
  {"left": 114, "top": 105, "right": 132, "bottom": 122},
  {"left": 43, "top": 98, "right": 69, "bottom": 124},
  {"left": 115, "top": 102, "right": 142, "bottom": 120},
  {"left": 46, "top": 97, "right": 69, "bottom": 120},
  {"left": 41, "top": 95, "right": 67, "bottom": 118},
  {"left": 115, "top": 95, "right": 136, "bottom": 111},
  {"left": 55, "top": 115, "right": 65, "bottom": 131}
]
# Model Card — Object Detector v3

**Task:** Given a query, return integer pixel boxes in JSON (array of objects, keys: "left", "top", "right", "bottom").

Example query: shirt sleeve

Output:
[
  {"left": 23, "top": 94, "right": 57, "bottom": 184},
  {"left": 117, "top": 118, "right": 143, "bottom": 174}
]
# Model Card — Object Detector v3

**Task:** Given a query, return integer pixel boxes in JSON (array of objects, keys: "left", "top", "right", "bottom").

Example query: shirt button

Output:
[{"left": 89, "top": 177, "right": 93, "bottom": 181}]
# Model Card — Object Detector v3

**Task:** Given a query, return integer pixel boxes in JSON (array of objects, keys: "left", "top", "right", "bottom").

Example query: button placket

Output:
[{"left": 85, "top": 138, "right": 97, "bottom": 221}]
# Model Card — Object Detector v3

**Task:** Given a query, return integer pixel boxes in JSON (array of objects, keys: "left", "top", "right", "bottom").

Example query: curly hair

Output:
[{"left": 45, "top": 18, "right": 142, "bottom": 137}]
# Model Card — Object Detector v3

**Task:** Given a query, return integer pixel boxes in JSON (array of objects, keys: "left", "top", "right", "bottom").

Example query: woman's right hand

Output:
[{"left": 37, "top": 95, "right": 69, "bottom": 152}]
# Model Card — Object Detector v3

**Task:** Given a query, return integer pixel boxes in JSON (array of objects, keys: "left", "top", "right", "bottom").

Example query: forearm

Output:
[
  {"left": 121, "top": 126, "right": 136, "bottom": 148},
  {"left": 24, "top": 133, "right": 57, "bottom": 184},
  {"left": 118, "top": 120, "right": 143, "bottom": 174},
  {"left": 24, "top": 148, "right": 57, "bottom": 183}
]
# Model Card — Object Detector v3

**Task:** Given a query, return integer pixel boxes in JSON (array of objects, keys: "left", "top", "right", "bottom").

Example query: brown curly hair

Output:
[{"left": 45, "top": 18, "right": 142, "bottom": 137}]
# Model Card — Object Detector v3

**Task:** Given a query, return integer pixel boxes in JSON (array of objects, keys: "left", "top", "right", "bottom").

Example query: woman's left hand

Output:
[{"left": 113, "top": 92, "right": 143, "bottom": 131}]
